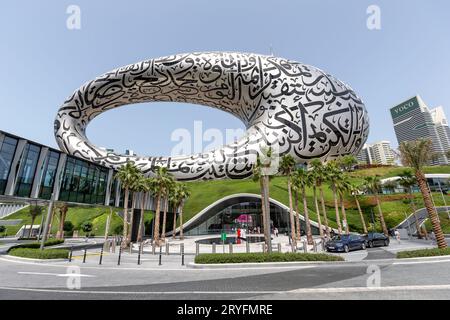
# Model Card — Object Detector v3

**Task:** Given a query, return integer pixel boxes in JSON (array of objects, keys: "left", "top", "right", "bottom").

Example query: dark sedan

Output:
[
  {"left": 325, "top": 234, "right": 366, "bottom": 253},
  {"left": 364, "top": 232, "right": 390, "bottom": 248}
]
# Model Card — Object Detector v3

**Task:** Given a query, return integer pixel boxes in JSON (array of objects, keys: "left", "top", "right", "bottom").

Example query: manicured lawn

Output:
[
  {"left": 194, "top": 252, "right": 344, "bottom": 264},
  {"left": 424, "top": 211, "right": 450, "bottom": 234},
  {"left": 397, "top": 247, "right": 450, "bottom": 259}
]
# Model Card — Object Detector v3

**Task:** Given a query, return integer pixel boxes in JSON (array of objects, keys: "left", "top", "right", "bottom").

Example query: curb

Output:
[{"left": 2, "top": 254, "right": 68, "bottom": 263}]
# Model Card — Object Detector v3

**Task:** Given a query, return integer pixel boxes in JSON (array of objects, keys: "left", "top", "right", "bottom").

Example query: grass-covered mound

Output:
[
  {"left": 8, "top": 247, "right": 69, "bottom": 259},
  {"left": 194, "top": 252, "right": 344, "bottom": 264},
  {"left": 397, "top": 247, "right": 450, "bottom": 259}
]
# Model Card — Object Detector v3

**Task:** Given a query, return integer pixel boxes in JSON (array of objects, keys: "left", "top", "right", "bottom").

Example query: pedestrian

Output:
[
  {"left": 395, "top": 229, "right": 401, "bottom": 244},
  {"left": 430, "top": 231, "right": 436, "bottom": 244},
  {"left": 274, "top": 227, "right": 279, "bottom": 237}
]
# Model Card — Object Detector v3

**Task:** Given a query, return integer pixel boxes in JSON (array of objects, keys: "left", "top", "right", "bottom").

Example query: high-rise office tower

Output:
[
  {"left": 390, "top": 96, "right": 448, "bottom": 165},
  {"left": 356, "top": 141, "right": 395, "bottom": 165}
]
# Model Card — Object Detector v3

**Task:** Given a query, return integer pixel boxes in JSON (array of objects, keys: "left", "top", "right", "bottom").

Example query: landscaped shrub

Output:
[
  {"left": 7, "top": 239, "right": 64, "bottom": 252},
  {"left": 195, "top": 252, "right": 344, "bottom": 264},
  {"left": 63, "top": 221, "right": 74, "bottom": 233},
  {"left": 397, "top": 247, "right": 450, "bottom": 259},
  {"left": 114, "top": 224, "right": 123, "bottom": 235},
  {"left": 8, "top": 248, "right": 69, "bottom": 259}
]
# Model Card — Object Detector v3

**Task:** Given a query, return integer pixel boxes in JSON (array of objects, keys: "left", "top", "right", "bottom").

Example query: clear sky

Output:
[{"left": 1, "top": 0, "right": 449, "bottom": 156}]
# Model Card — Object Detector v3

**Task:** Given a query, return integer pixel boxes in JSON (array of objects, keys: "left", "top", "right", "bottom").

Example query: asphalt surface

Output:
[{"left": 1, "top": 245, "right": 450, "bottom": 300}]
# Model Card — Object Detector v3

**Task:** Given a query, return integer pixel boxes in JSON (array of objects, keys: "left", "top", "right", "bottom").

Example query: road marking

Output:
[
  {"left": 18, "top": 272, "right": 95, "bottom": 277},
  {"left": 393, "top": 259, "right": 450, "bottom": 265},
  {"left": 0, "top": 284, "right": 450, "bottom": 295}
]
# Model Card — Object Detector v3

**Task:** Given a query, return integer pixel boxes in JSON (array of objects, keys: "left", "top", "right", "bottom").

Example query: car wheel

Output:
[
  {"left": 361, "top": 242, "right": 366, "bottom": 250},
  {"left": 368, "top": 241, "right": 373, "bottom": 248},
  {"left": 344, "top": 245, "right": 349, "bottom": 253},
  {"left": 384, "top": 240, "right": 389, "bottom": 246}
]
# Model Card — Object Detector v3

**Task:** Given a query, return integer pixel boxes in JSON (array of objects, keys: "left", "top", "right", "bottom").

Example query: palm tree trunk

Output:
[
  {"left": 161, "top": 197, "right": 168, "bottom": 240},
  {"left": 354, "top": 195, "right": 368, "bottom": 234},
  {"left": 153, "top": 193, "right": 161, "bottom": 244},
  {"left": 340, "top": 193, "right": 349, "bottom": 234},
  {"left": 105, "top": 207, "right": 113, "bottom": 242},
  {"left": 415, "top": 171, "right": 447, "bottom": 249},
  {"left": 287, "top": 175, "right": 297, "bottom": 246},
  {"left": 262, "top": 175, "right": 272, "bottom": 252},
  {"left": 57, "top": 212, "right": 64, "bottom": 239},
  {"left": 127, "top": 193, "right": 136, "bottom": 245},
  {"left": 29, "top": 216, "right": 36, "bottom": 238},
  {"left": 319, "top": 186, "right": 330, "bottom": 237},
  {"left": 313, "top": 186, "right": 323, "bottom": 237},
  {"left": 332, "top": 187, "right": 342, "bottom": 234},
  {"left": 179, "top": 202, "right": 184, "bottom": 240},
  {"left": 121, "top": 188, "right": 129, "bottom": 248},
  {"left": 294, "top": 190, "right": 301, "bottom": 240},
  {"left": 302, "top": 186, "right": 313, "bottom": 245},
  {"left": 375, "top": 195, "right": 389, "bottom": 236},
  {"left": 172, "top": 204, "right": 178, "bottom": 239},
  {"left": 137, "top": 193, "right": 146, "bottom": 243},
  {"left": 259, "top": 177, "right": 266, "bottom": 236}
]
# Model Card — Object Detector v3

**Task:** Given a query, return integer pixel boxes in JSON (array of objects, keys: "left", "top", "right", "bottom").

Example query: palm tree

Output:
[
  {"left": 170, "top": 183, "right": 181, "bottom": 240},
  {"left": 307, "top": 169, "right": 323, "bottom": 238},
  {"left": 136, "top": 176, "right": 152, "bottom": 243},
  {"left": 335, "top": 174, "right": 352, "bottom": 234},
  {"left": 173, "top": 183, "right": 190, "bottom": 240},
  {"left": 279, "top": 154, "right": 297, "bottom": 246},
  {"left": 398, "top": 169, "right": 422, "bottom": 239},
  {"left": 349, "top": 182, "right": 368, "bottom": 234},
  {"left": 310, "top": 159, "right": 330, "bottom": 237},
  {"left": 363, "top": 176, "right": 389, "bottom": 236},
  {"left": 326, "top": 161, "right": 343, "bottom": 235},
  {"left": 126, "top": 173, "right": 143, "bottom": 244},
  {"left": 293, "top": 167, "right": 313, "bottom": 245},
  {"left": 152, "top": 166, "right": 173, "bottom": 244},
  {"left": 56, "top": 202, "right": 68, "bottom": 239},
  {"left": 398, "top": 139, "right": 447, "bottom": 249},
  {"left": 161, "top": 176, "right": 175, "bottom": 241},
  {"left": 291, "top": 178, "right": 302, "bottom": 241},
  {"left": 27, "top": 203, "right": 42, "bottom": 238},
  {"left": 115, "top": 162, "right": 141, "bottom": 248},
  {"left": 252, "top": 147, "right": 275, "bottom": 252}
]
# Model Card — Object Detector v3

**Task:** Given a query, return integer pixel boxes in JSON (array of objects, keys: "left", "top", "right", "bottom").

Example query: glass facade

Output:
[
  {"left": 14, "top": 143, "right": 41, "bottom": 197},
  {"left": 58, "top": 156, "right": 109, "bottom": 205},
  {"left": 39, "top": 150, "right": 60, "bottom": 199},
  {"left": 185, "top": 201, "right": 294, "bottom": 236},
  {"left": 0, "top": 136, "right": 18, "bottom": 194}
]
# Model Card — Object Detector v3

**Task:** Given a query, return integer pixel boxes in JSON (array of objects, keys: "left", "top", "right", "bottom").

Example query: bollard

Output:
[
  {"left": 166, "top": 242, "right": 170, "bottom": 255},
  {"left": 82, "top": 249, "right": 87, "bottom": 263},
  {"left": 303, "top": 240, "right": 308, "bottom": 253},
  {"left": 212, "top": 243, "right": 216, "bottom": 254},
  {"left": 246, "top": 241, "right": 250, "bottom": 253},
  {"left": 137, "top": 243, "right": 142, "bottom": 265},
  {"left": 229, "top": 243, "right": 233, "bottom": 254},
  {"left": 68, "top": 246, "right": 73, "bottom": 262},
  {"left": 117, "top": 245, "right": 122, "bottom": 265},
  {"left": 196, "top": 243, "right": 200, "bottom": 256},
  {"left": 277, "top": 243, "right": 281, "bottom": 253},
  {"left": 181, "top": 243, "right": 185, "bottom": 266},
  {"left": 129, "top": 242, "right": 133, "bottom": 254},
  {"left": 99, "top": 245, "right": 104, "bottom": 265},
  {"left": 158, "top": 246, "right": 162, "bottom": 265}
]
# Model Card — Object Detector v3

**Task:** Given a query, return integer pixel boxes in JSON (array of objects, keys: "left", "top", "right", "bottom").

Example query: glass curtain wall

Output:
[
  {"left": 0, "top": 136, "right": 18, "bottom": 194},
  {"left": 14, "top": 143, "right": 41, "bottom": 197},
  {"left": 38, "top": 151, "right": 60, "bottom": 199}
]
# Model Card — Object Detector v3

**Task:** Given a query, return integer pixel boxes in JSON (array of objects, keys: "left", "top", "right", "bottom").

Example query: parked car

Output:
[
  {"left": 325, "top": 234, "right": 366, "bottom": 253},
  {"left": 364, "top": 232, "right": 390, "bottom": 248}
]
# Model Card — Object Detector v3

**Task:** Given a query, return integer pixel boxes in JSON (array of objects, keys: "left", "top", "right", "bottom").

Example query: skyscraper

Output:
[
  {"left": 356, "top": 141, "right": 395, "bottom": 165},
  {"left": 390, "top": 96, "right": 448, "bottom": 165}
]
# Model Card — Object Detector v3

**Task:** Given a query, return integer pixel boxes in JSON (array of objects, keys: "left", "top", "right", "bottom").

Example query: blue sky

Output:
[{"left": 1, "top": 0, "right": 449, "bottom": 156}]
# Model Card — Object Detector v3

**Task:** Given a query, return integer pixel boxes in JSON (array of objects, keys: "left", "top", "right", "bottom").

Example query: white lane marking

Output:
[
  {"left": 393, "top": 259, "right": 450, "bottom": 265},
  {"left": 18, "top": 272, "right": 95, "bottom": 277},
  {"left": 0, "top": 284, "right": 450, "bottom": 295}
]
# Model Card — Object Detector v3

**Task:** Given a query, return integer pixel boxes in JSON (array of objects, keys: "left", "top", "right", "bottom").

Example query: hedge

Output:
[
  {"left": 8, "top": 248, "right": 69, "bottom": 259},
  {"left": 397, "top": 247, "right": 450, "bottom": 259},
  {"left": 194, "top": 252, "right": 344, "bottom": 264},
  {"left": 7, "top": 239, "right": 64, "bottom": 252}
]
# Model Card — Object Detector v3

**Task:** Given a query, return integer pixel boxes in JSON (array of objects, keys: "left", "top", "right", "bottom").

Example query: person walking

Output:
[{"left": 394, "top": 229, "right": 401, "bottom": 244}]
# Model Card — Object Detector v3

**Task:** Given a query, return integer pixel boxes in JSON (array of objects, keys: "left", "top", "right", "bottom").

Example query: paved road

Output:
[{"left": 1, "top": 245, "right": 450, "bottom": 300}]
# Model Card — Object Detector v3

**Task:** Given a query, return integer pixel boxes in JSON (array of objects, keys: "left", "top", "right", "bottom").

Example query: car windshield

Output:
[{"left": 332, "top": 235, "right": 349, "bottom": 241}]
